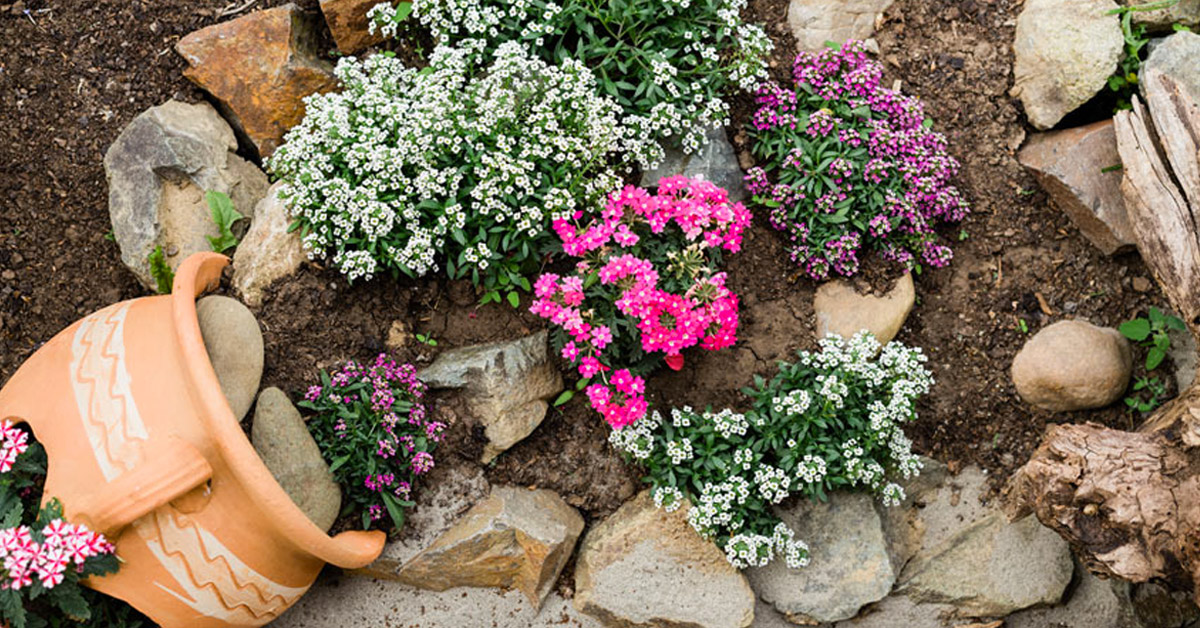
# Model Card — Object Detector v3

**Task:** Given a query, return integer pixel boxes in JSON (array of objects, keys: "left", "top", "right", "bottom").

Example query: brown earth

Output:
[{"left": 0, "top": 0, "right": 1170, "bottom": 590}]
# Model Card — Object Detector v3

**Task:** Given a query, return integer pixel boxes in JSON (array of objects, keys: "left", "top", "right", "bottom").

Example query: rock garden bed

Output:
[{"left": 2, "top": 0, "right": 1200, "bottom": 626}]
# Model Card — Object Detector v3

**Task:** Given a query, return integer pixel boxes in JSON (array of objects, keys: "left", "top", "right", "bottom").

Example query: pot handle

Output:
[{"left": 72, "top": 438, "right": 213, "bottom": 537}]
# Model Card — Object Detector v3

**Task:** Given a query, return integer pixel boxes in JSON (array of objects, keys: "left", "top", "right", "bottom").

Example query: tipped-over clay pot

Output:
[{"left": 0, "top": 252, "right": 384, "bottom": 627}]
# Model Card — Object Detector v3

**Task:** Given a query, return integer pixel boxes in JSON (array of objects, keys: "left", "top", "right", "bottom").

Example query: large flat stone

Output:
[
  {"left": 176, "top": 4, "right": 338, "bottom": 158},
  {"left": 320, "top": 0, "right": 388, "bottom": 54},
  {"left": 574, "top": 491, "right": 755, "bottom": 628},
  {"left": 251, "top": 387, "right": 340, "bottom": 532},
  {"left": 814, "top": 273, "right": 915, "bottom": 344},
  {"left": 897, "top": 512, "right": 1074, "bottom": 618},
  {"left": 1019, "top": 120, "right": 1135, "bottom": 255},
  {"left": 1143, "top": 30, "right": 1200, "bottom": 106}
]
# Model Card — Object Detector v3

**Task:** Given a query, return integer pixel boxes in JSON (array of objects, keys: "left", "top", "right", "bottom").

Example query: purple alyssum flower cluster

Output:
[
  {"left": 745, "top": 40, "right": 968, "bottom": 280},
  {"left": 301, "top": 354, "right": 443, "bottom": 530}
]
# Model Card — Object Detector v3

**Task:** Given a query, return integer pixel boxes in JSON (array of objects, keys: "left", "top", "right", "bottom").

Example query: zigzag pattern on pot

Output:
[
  {"left": 134, "top": 509, "right": 307, "bottom": 624},
  {"left": 70, "top": 302, "right": 149, "bottom": 482},
  {"left": 70, "top": 302, "right": 307, "bottom": 625}
]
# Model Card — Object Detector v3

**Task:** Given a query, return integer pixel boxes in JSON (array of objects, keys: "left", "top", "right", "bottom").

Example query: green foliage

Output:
[
  {"left": 609, "top": 332, "right": 932, "bottom": 569},
  {"left": 147, "top": 246, "right": 174, "bottom": 294},
  {"left": 1119, "top": 306, "right": 1185, "bottom": 371},
  {"left": 204, "top": 191, "right": 245, "bottom": 253},
  {"left": 1125, "top": 375, "right": 1168, "bottom": 413},
  {"left": 414, "top": 333, "right": 438, "bottom": 347},
  {"left": 1107, "top": 0, "right": 1191, "bottom": 111}
]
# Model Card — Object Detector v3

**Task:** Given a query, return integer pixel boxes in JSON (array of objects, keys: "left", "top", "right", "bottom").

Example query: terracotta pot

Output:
[{"left": 0, "top": 253, "right": 385, "bottom": 627}]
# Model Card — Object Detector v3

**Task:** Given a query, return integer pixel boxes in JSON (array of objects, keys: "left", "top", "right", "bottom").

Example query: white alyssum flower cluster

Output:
[
  {"left": 608, "top": 332, "right": 934, "bottom": 571},
  {"left": 369, "top": 0, "right": 771, "bottom": 170},
  {"left": 269, "top": 41, "right": 627, "bottom": 283}
]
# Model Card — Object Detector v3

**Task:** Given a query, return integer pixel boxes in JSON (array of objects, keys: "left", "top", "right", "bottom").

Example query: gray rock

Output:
[
  {"left": 1007, "top": 560, "right": 1134, "bottom": 628},
  {"left": 250, "top": 387, "right": 340, "bottom": 532},
  {"left": 232, "top": 182, "right": 307, "bottom": 307},
  {"left": 386, "top": 486, "right": 584, "bottom": 609},
  {"left": 574, "top": 491, "right": 756, "bottom": 628},
  {"left": 747, "top": 493, "right": 901, "bottom": 624},
  {"left": 1121, "top": 0, "right": 1200, "bottom": 32},
  {"left": 418, "top": 332, "right": 562, "bottom": 463},
  {"left": 640, "top": 126, "right": 748, "bottom": 202},
  {"left": 814, "top": 273, "right": 915, "bottom": 344},
  {"left": 1018, "top": 119, "right": 1135, "bottom": 255},
  {"left": 1143, "top": 31, "right": 1200, "bottom": 106},
  {"left": 1011, "top": 319, "right": 1133, "bottom": 412},
  {"left": 196, "top": 295, "right": 264, "bottom": 421},
  {"left": 897, "top": 512, "right": 1074, "bottom": 617},
  {"left": 104, "top": 100, "right": 269, "bottom": 289},
  {"left": 786, "top": 0, "right": 895, "bottom": 51},
  {"left": 1011, "top": 0, "right": 1125, "bottom": 130}
]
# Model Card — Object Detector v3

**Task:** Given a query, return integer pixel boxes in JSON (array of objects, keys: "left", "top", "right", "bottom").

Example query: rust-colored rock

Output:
[
  {"left": 176, "top": 4, "right": 338, "bottom": 158},
  {"left": 320, "top": 0, "right": 388, "bottom": 55},
  {"left": 1019, "top": 120, "right": 1135, "bottom": 255},
  {"left": 393, "top": 485, "right": 584, "bottom": 609}
]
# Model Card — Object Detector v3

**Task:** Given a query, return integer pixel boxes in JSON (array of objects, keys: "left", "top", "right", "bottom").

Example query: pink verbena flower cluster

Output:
[
  {"left": 532, "top": 176, "right": 751, "bottom": 429},
  {"left": 0, "top": 421, "right": 28, "bottom": 473},
  {"left": 744, "top": 40, "right": 968, "bottom": 280},
  {"left": 303, "top": 354, "right": 443, "bottom": 530},
  {"left": 0, "top": 519, "right": 113, "bottom": 590}
]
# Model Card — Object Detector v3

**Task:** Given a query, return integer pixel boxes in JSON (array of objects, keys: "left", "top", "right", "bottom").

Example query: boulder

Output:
[
  {"left": 176, "top": 4, "right": 338, "bottom": 158},
  {"left": 196, "top": 295, "right": 264, "bottom": 421},
  {"left": 320, "top": 0, "right": 388, "bottom": 55},
  {"left": 418, "top": 332, "right": 562, "bottom": 463},
  {"left": 232, "top": 182, "right": 307, "bottom": 307},
  {"left": 1120, "top": 0, "right": 1200, "bottom": 32},
  {"left": 1011, "top": 319, "right": 1133, "bottom": 412},
  {"left": 786, "top": 0, "right": 895, "bottom": 51},
  {"left": 574, "top": 491, "right": 756, "bottom": 628},
  {"left": 640, "top": 126, "right": 747, "bottom": 202},
  {"left": 390, "top": 486, "right": 583, "bottom": 609},
  {"left": 814, "top": 272, "right": 914, "bottom": 344},
  {"left": 104, "top": 100, "right": 269, "bottom": 289},
  {"left": 896, "top": 512, "right": 1074, "bottom": 617},
  {"left": 1011, "top": 0, "right": 1124, "bottom": 130},
  {"left": 250, "top": 387, "right": 340, "bottom": 532},
  {"left": 1142, "top": 30, "right": 1200, "bottom": 105},
  {"left": 1019, "top": 120, "right": 1135, "bottom": 255},
  {"left": 747, "top": 493, "right": 902, "bottom": 624}
]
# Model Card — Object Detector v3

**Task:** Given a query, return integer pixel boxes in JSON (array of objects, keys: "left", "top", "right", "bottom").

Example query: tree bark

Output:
[{"left": 1007, "top": 71, "right": 1200, "bottom": 601}]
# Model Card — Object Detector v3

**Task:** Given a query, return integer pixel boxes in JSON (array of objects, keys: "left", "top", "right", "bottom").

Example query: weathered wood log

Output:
[{"left": 1007, "top": 71, "right": 1200, "bottom": 601}]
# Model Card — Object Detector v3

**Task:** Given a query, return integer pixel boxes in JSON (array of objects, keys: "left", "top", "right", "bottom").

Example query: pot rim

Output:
[{"left": 170, "top": 253, "right": 383, "bottom": 569}]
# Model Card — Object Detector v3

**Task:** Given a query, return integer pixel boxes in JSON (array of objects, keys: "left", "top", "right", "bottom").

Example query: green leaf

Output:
[
  {"left": 148, "top": 246, "right": 175, "bottom": 294},
  {"left": 394, "top": 1, "right": 414, "bottom": 20},
  {"left": 204, "top": 191, "right": 245, "bottom": 253},
  {"left": 553, "top": 390, "right": 575, "bottom": 407},
  {"left": 47, "top": 581, "right": 90, "bottom": 621},
  {"left": 1119, "top": 318, "right": 1152, "bottom": 342},
  {"left": 380, "top": 492, "right": 408, "bottom": 531},
  {"left": 329, "top": 454, "right": 352, "bottom": 472},
  {"left": 507, "top": 291, "right": 521, "bottom": 308},
  {"left": 1147, "top": 346, "right": 1166, "bottom": 371}
]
